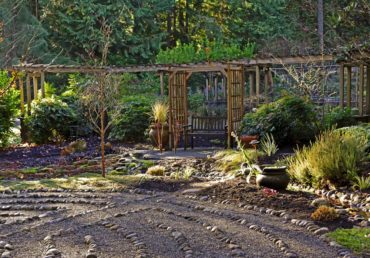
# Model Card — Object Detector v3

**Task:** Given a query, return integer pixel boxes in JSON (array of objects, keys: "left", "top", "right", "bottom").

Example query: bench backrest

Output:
[{"left": 191, "top": 116, "right": 227, "bottom": 131}]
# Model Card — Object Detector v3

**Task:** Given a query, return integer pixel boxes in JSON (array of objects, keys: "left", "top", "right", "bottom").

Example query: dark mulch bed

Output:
[
  {"left": 0, "top": 137, "right": 115, "bottom": 170},
  {"left": 136, "top": 178, "right": 201, "bottom": 192},
  {"left": 196, "top": 178, "right": 355, "bottom": 230}
]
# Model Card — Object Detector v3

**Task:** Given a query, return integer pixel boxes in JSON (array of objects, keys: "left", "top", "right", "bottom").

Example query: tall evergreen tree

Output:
[{"left": 0, "top": 0, "right": 49, "bottom": 67}]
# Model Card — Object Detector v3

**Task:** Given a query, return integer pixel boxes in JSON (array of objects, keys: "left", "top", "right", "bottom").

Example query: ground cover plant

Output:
[
  {"left": 328, "top": 228, "right": 370, "bottom": 254},
  {"left": 0, "top": 172, "right": 147, "bottom": 191}
]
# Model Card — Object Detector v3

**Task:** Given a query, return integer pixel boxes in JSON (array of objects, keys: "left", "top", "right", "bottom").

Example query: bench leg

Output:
[
  {"left": 184, "top": 132, "right": 187, "bottom": 150},
  {"left": 224, "top": 133, "right": 228, "bottom": 149}
]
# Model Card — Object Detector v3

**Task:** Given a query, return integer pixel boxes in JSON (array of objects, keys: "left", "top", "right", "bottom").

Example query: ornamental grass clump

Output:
[
  {"left": 311, "top": 205, "right": 339, "bottom": 221},
  {"left": 288, "top": 129, "right": 367, "bottom": 188},
  {"left": 260, "top": 133, "right": 279, "bottom": 157},
  {"left": 352, "top": 176, "right": 370, "bottom": 191},
  {"left": 151, "top": 101, "right": 168, "bottom": 124},
  {"left": 151, "top": 101, "right": 169, "bottom": 152},
  {"left": 146, "top": 165, "right": 165, "bottom": 176}
]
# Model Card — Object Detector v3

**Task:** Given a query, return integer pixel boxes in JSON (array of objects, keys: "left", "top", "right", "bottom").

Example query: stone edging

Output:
[{"left": 182, "top": 194, "right": 356, "bottom": 258}]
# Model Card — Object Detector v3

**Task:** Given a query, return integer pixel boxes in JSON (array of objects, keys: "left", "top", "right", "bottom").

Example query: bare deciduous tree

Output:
[
  {"left": 79, "top": 20, "right": 122, "bottom": 177},
  {"left": 80, "top": 74, "right": 122, "bottom": 177}
]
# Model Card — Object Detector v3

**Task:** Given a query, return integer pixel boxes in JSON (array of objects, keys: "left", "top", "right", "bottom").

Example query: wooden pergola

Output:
[
  {"left": 8, "top": 53, "right": 370, "bottom": 149},
  {"left": 336, "top": 49, "right": 370, "bottom": 116}
]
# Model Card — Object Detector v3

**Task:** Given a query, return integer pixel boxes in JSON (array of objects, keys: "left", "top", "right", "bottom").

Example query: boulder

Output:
[{"left": 310, "top": 198, "right": 330, "bottom": 207}]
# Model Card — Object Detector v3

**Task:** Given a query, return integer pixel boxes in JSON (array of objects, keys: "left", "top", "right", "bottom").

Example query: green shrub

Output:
[
  {"left": 288, "top": 129, "right": 367, "bottom": 188},
  {"left": 0, "top": 72, "right": 19, "bottom": 147},
  {"left": 188, "top": 92, "right": 204, "bottom": 112},
  {"left": 109, "top": 96, "right": 153, "bottom": 142},
  {"left": 26, "top": 97, "right": 76, "bottom": 144},
  {"left": 240, "top": 95, "right": 318, "bottom": 144},
  {"left": 323, "top": 107, "right": 357, "bottom": 129}
]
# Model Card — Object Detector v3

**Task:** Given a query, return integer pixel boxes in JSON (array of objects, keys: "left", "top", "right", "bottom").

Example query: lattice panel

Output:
[
  {"left": 227, "top": 66, "right": 245, "bottom": 147},
  {"left": 168, "top": 72, "right": 188, "bottom": 147}
]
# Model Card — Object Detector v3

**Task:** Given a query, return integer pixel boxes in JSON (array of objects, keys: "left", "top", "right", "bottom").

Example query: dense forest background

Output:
[{"left": 0, "top": 0, "right": 369, "bottom": 67}]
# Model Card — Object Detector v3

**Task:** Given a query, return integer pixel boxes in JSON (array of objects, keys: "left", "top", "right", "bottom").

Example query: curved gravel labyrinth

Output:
[{"left": 0, "top": 189, "right": 354, "bottom": 258}]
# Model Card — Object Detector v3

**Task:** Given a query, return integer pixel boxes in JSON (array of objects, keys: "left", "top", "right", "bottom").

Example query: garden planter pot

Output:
[
  {"left": 256, "top": 166, "right": 290, "bottom": 190},
  {"left": 240, "top": 135, "right": 259, "bottom": 148},
  {"left": 149, "top": 123, "right": 169, "bottom": 149}
]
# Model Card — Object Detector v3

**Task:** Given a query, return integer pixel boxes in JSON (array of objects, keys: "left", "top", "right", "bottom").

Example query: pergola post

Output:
[
  {"left": 40, "top": 72, "right": 45, "bottom": 98},
  {"left": 346, "top": 66, "right": 352, "bottom": 108},
  {"left": 19, "top": 77, "right": 25, "bottom": 115},
  {"left": 227, "top": 65, "right": 232, "bottom": 149},
  {"left": 255, "top": 65, "right": 260, "bottom": 105},
  {"left": 160, "top": 71, "right": 164, "bottom": 97},
  {"left": 339, "top": 64, "right": 344, "bottom": 108},
  {"left": 366, "top": 65, "right": 370, "bottom": 115},
  {"left": 264, "top": 67, "right": 269, "bottom": 103},
  {"left": 26, "top": 74, "right": 31, "bottom": 115},
  {"left": 33, "top": 75, "right": 38, "bottom": 100},
  {"left": 268, "top": 68, "right": 273, "bottom": 101},
  {"left": 205, "top": 76, "right": 209, "bottom": 101},
  {"left": 214, "top": 76, "right": 218, "bottom": 101},
  {"left": 358, "top": 64, "right": 364, "bottom": 116},
  {"left": 249, "top": 72, "right": 255, "bottom": 108}
]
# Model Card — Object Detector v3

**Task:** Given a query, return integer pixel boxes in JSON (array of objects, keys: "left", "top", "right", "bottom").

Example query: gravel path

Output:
[{"left": 0, "top": 189, "right": 353, "bottom": 258}]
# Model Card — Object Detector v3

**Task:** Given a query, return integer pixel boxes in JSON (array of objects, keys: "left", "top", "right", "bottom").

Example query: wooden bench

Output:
[{"left": 183, "top": 116, "right": 227, "bottom": 149}]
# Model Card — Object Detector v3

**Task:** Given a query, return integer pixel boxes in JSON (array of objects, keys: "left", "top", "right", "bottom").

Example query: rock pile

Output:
[
  {"left": 106, "top": 151, "right": 230, "bottom": 181},
  {"left": 316, "top": 189, "right": 370, "bottom": 227},
  {"left": 0, "top": 241, "right": 13, "bottom": 258}
]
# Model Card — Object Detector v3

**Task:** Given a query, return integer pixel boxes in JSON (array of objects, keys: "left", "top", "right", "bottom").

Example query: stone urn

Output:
[
  {"left": 240, "top": 135, "right": 259, "bottom": 148},
  {"left": 148, "top": 123, "right": 169, "bottom": 150},
  {"left": 256, "top": 166, "right": 290, "bottom": 190}
]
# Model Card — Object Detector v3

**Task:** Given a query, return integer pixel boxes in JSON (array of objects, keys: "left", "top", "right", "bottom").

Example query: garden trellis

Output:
[{"left": 8, "top": 52, "right": 370, "bottom": 149}]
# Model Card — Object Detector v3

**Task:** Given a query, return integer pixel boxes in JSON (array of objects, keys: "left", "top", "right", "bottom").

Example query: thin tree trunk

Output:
[
  {"left": 317, "top": 0, "right": 324, "bottom": 54},
  {"left": 100, "top": 109, "right": 106, "bottom": 177},
  {"left": 167, "top": 7, "right": 172, "bottom": 47},
  {"left": 99, "top": 77, "right": 106, "bottom": 177},
  {"left": 185, "top": 0, "right": 189, "bottom": 35}
]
